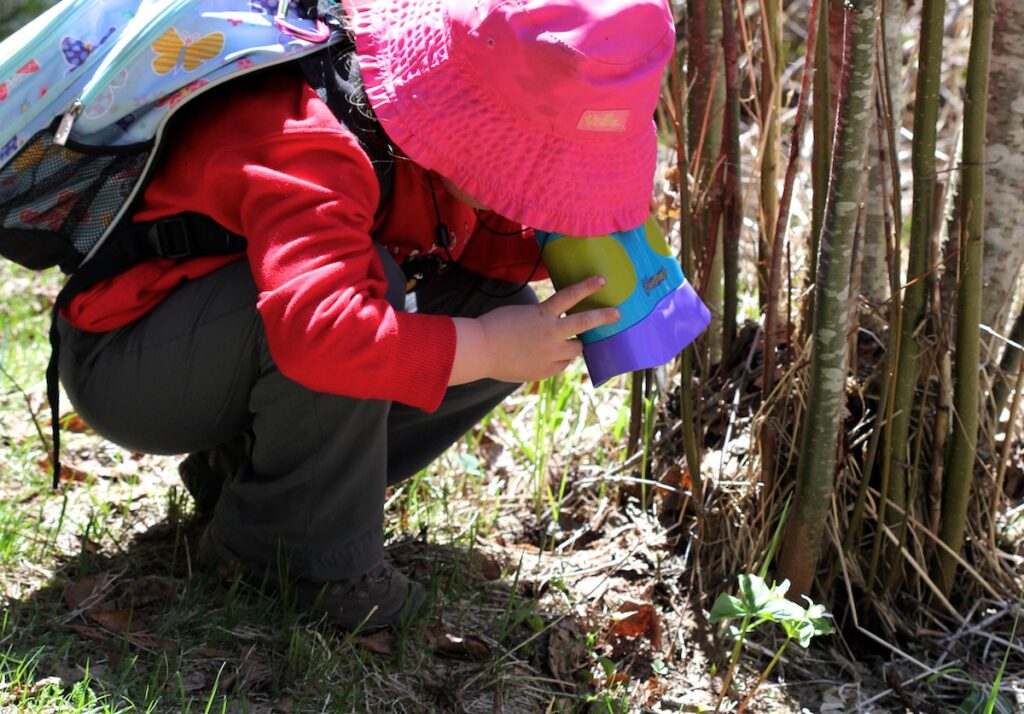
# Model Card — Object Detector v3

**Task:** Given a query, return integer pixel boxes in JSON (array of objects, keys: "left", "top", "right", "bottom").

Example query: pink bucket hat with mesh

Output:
[{"left": 341, "top": 0, "right": 675, "bottom": 235}]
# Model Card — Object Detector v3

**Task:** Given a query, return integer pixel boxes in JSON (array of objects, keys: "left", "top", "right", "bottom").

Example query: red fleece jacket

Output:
[{"left": 63, "top": 70, "right": 545, "bottom": 413}]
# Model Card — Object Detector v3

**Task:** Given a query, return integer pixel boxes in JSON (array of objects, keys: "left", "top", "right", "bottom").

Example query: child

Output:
[{"left": 55, "top": 0, "right": 675, "bottom": 629}]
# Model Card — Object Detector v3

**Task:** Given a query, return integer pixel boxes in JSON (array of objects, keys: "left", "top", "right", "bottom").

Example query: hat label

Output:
[{"left": 577, "top": 109, "right": 630, "bottom": 132}]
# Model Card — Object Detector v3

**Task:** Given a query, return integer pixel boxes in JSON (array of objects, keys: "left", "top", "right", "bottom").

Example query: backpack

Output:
[{"left": 0, "top": 0, "right": 396, "bottom": 485}]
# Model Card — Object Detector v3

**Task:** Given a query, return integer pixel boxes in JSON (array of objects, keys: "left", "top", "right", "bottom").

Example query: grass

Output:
[
  {"left": 0, "top": 261, "right": 738, "bottom": 713},
  {"left": 2, "top": 269, "right": 1023, "bottom": 714},
  {"left": 2, "top": 256, "right": 1019, "bottom": 711},
  {"left": 1, "top": 263, "right": 1022, "bottom": 712}
]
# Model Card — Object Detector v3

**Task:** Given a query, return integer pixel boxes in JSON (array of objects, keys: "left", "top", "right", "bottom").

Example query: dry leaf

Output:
[
  {"left": 122, "top": 577, "right": 178, "bottom": 608},
  {"left": 88, "top": 609, "right": 135, "bottom": 633},
  {"left": 357, "top": 630, "right": 396, "bottom": 655},
  {"left": 42, "top": 458, "right": 92, "bottom": 483},
  {"left": 61, "top": 414, "right": 92, "bottom": 433},
  {"left": 660, "top": 464, "right": 682, "bottom": 487},
  {"left": 547, "top": 625, "right": 588, "bottom": 685},
  {"left": 272, "top": 698, "right": 295, "bottom": 714},
  {"left": 238, "top": 659, "right": 275, "bottom": 691},
  {"left": 604, "top": 671, "right": 630, "bottom": 686},
  {"left": 574, "top": 574, "right": 614, "bottom": 603},
  {"left": 469, "top": 551, "right": 503, "bottom": 581},
  {"left": 429, "top": 626, "right": 491, "bottom": 660},
  {"left": 179, "top": 671, "right": 207, "bottom": 693},
  {"left": 606, "top": 601, "right": 662, "bottom": 653},
  {"left": 63, "top": 573, "right": 108, "bottom": 612}
]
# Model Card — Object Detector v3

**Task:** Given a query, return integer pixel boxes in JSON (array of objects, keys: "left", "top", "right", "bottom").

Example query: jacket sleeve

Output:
[{"left": 209, "top": 131, "right": 456, "bottom": 412}]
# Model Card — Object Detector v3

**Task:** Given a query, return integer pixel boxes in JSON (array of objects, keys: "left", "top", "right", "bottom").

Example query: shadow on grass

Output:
[{"left": 1, "top": 511, "right": 595, "bottom": 713}]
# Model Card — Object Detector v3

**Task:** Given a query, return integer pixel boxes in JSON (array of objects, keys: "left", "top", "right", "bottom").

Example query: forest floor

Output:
[{"left": 1, "top": 265, "right": 1022, "bottom": 713}]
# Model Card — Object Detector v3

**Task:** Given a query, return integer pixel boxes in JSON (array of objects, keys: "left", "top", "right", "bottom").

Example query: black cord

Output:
[
  {"left": 474, "top": 208, "right": 526, "bottom": 236},
  {"left": 424, "top": 174, "right": 547, "bottom": 299}
]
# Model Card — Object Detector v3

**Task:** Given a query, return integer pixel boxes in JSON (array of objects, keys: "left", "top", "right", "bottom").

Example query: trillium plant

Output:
[{"left": 709, "top": 573, "right": 834, "bottom": 713}]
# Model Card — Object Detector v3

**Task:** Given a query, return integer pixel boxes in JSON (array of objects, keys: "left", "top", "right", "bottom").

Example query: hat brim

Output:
[{"left": 345, "top": 0, "right": 660, "bottom": 235}]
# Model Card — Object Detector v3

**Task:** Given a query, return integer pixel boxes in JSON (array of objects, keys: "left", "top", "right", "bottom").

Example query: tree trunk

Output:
[
  {"left": 860, "top": 0, "right": 905, "bottom": 306},
  {"left": 761, "top": 0, "right": 822, "bottom": 490},
  {"left": 983, "top": 0, "right": 1024, "bottom": 419},
  {"left": 934, "top": 0, "right": 994, "bottom": 597},
  {"left": 758, "top": 0, "right": 783, "bottom": 311},
  {"left": 720, "top": 0, "right": 742, "bottom": 355},
  {"left": 806, "top": 0, "right": 842, "bottom": 331},
  {"left": 993, "top": 308, "right": 1024, "bottom": 418},
  {"left": 981, "top": 0, "right": 1024, "bottom": 333},
  {"left": 778, "top": 0, "right": 877, "bottom": 599},
  {"left": 688, "top": 0, "right": 726, "bottom": 365},
  {"left": 670, "top": 12, "right": 705, "bottom": 505},
  {"left": 874, "top": 0, "right": 946, "bottom": 573}
]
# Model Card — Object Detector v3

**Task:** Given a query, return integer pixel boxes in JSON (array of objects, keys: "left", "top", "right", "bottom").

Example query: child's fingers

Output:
[
  {"left": 543, "top": 276, "right": 607, "bottom": 316},
  {"left": 560, "top": 307, "right": 620, "bottom": 338}
]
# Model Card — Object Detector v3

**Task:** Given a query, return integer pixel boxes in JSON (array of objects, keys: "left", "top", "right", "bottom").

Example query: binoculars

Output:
[{"left": 537, "top": 216, "right": 711, "bottom": 385}]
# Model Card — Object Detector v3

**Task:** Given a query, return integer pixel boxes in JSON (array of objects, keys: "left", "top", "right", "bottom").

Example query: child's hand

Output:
[{"left": 450, "top": 276, "right": 620, "bottom": 385}]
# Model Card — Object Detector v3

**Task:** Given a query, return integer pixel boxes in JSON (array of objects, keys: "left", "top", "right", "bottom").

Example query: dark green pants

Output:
[{"left": 58, "top": 252, "right": 536, "bottom": 581}]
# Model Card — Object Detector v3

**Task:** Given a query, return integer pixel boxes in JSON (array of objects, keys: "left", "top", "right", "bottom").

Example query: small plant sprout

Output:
[{"left": 709, "top": 573, "right": 833, "bottom": 713}]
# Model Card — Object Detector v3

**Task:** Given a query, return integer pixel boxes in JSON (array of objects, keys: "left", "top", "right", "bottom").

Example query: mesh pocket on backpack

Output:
[{"left": 0, "top": 128, "right": 150, "bottom": 272}]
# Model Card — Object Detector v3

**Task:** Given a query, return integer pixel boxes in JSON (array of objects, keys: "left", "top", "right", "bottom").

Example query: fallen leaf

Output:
[
  {"left": 61, "top": 414, "right": 92, "bottom": 433},
  {"left": 602, "top": 671, "right": 630, "bottom": 687},
  {"left": 429, "top": 626, "right": 491, "bottom": 660},
  {"left": 574, "top": 574, "right": 613, "bottom": 603},
  {"left": 41, "top": 459, "right": 92, "bottom": 483},
  {"left": 547, "top": 625, "right": 588, "bottom": 685},
  {"left": 122, "top": 577, "right": 178, "bottom": 608},
  {"left": 63, "top": 573, "right": 108, "bottom": 612},
  {"left": 220, "top": 645, "right": 273, "bottom": 693},
  {"left": 357, "top": 630, "right": 396, "bottom": 655},
  {"left": 88, "top": 609, "right": 135, "bottom": 633},
  {"left": 272, "top": 698, "right": 295, "bottom": 714},
  {"left": 77, "top": 536, "right": 102, "bottom": 556},
  {"left": 238, "top": 659, "right": 275, "bottom": 691},
  {"left": 470, "top": 552, "right": 503, "bottom": 581},
  {"left": 179, "top": 671, "right": 206, "bottom": 693},
  {"left": 606, "top": 601, "right": 662, "bottom": 653}
]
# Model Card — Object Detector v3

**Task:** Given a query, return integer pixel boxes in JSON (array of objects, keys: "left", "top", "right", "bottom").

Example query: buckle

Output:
[
  {"left": 147, "top": 217, "right": 194, "bottom": 259},
  {"left": 402, "top": 254, "right": 447, "bottom": 283}
]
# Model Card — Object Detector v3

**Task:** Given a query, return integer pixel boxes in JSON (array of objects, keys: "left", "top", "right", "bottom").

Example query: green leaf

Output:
[
  {"left": 457, "top": 452, "right": 483, "bottom": 476},
  {"left": 738, "top": 574, "right": 773, "bottom": 611},
  {"left": 957, "top": 688, "right": 1016, "bottom": 714},
  {"left": 760, "top": 598, "right": 804, "bottom": 623},
  {"left": 795, "top": 621, "right": 817, "bottom": 648},
  {"left": 709, "top": 593, "right": 747, "bottom": 623},
  {"left": 809, "top": 615, "right": 833, "bottom": 637}
]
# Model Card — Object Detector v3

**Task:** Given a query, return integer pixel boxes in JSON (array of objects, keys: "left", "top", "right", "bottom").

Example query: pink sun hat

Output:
[{"left": 340, "top": 0, "right": 675, "bottom": 235}]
